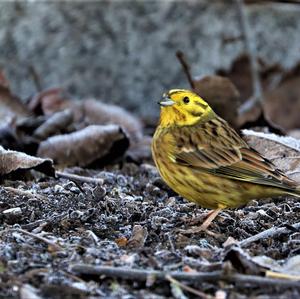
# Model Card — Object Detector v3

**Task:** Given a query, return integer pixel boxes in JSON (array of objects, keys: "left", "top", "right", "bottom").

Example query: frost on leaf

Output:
[
  {"left": 0, "top": 145, "right": 55, "bottom": 177},
  {"left": 37, "top": 124, "right": 129, "bottom": 167}
]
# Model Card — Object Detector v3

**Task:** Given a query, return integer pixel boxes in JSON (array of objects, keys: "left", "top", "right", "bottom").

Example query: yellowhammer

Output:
[{"left": 152, "top": 89, "right": 300, "bottom": 230}]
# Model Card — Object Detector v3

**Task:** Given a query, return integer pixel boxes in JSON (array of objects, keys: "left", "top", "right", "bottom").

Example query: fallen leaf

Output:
[
  {"left": 126, "top": 136, "right": 152, "bottom": 163},
  {"left": 223, "top": 245, "right": 262, "bottom": 275},
  {"left": 37, "top": 124, "right": 129, "bottom": 167},
  {"left": 0, "top": 70, "right": 30, "bottom": 126},
  {"left": 33, "top": 109, "right": 74, "bottom": 140},
  {"left": 0, "top": 145, "right": 55, "bottom": 177},
  {"left": 127, "top": 224, "right": 148, "bottom": 249},
  {"left": 218, "top": 55, "right": 300, "bottom": 131},
  {"left": 79, "top": 99, "right": 143, "bottom": 142},
  {"left": 115, "top": 237, "right": 128, "bottom": 247},
  {"left": 243, "top": 130, "right": 300, "bottom": 183},
  {"left": 193, "top": 75, "right": 240, "bottom": 128},
  {"left": 28, "top": 87, "right": 70, "bottom": 116},
  {"left": 264, "top": 76, "right": 300, "bottom": 130}
]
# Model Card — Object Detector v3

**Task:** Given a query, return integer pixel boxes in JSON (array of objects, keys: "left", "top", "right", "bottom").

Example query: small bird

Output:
[{"left": 152, "top": 89, "right": 300, "bottom": 231}]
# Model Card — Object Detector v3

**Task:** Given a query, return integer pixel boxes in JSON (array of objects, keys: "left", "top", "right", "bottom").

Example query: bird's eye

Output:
[{"left": 183, "top": 96, "right": 190, "bottom": 104}]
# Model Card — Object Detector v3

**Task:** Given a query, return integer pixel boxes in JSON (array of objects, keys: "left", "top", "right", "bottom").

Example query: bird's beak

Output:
[{"left": 158, "top": 97, "right": 175, "bottom": 107}]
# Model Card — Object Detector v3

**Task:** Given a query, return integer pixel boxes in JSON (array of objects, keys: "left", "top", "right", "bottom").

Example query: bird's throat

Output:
[{"left": 159, "top": 106, "right": 215, "bottom": 127}]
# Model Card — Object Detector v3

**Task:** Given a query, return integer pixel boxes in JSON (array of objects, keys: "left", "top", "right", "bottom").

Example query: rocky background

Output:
[{"left": 1, "top": 1, "right": 300, "bottom": 120}]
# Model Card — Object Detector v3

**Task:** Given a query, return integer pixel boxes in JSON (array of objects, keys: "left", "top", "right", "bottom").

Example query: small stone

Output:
[
  {"left": 3, "top": 207, "right": 22, "bottom": 216},
  {"left": 116, "top": 174, "right": 127, "bottom": 187},
  {"left": 54, "top": 185, "right": 65, "bottom": 193},
  {"left": 70, "top": 186, "right": 80, "bottom": 194},
  {"left": 93, "top": 185, "right": 106, "bottom": 200},
  {"left": 69, "top": 210, "right": 84, "bottom": 219},
  {"left": 63, "top": 181, "right": 76, "bottom": 190}
]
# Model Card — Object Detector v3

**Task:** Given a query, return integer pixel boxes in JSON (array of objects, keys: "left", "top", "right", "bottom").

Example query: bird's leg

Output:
[
  {"left": 199, "top": 208, "right": 222, "bottom": 230},
  {"left": 179, "top": 208, "right": 222, "bottom": 235}
]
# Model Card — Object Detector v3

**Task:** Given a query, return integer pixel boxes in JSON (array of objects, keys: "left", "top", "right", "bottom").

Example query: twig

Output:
[
  {"left": 21, "top": 213, "right": 67, "bottom": 231},
  {"left": 12, "top": 228, "right": 63, "bottom": 252},
  {"left": 71, "top": 264, "right": 300, "bottom": 288},
  {"left": 56, "top": 171, "right": 104, "bottom": 185},
  {"left": 166, "top": 275, "right": 210, "bottom": 299},
  {"left": 3, "top": 186, "right": 48, "bottom": 201},
  {"left": 239, "top": 222, "right": 300, "bottom": 247},
  {"left": 266, "top": 270, "right": 300, "bottom": 281},
  {"left": 28, "top": 65, "right": 42, "bottom": 92},
  {"left": 176, "top": 50, "right": 195, "bottom": 89},
  {"left": 235, "top": 0, "right": 264, "bottom": 115}
]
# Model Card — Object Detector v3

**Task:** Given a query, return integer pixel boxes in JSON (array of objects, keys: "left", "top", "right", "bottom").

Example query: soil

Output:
[{"left": 0, "top": 162, "right": 300, "bottom": 299}]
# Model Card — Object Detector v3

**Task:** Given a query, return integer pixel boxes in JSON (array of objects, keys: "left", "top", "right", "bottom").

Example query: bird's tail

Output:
[{"left": 287, "top": 186, "right": 300, "bottom": 197}]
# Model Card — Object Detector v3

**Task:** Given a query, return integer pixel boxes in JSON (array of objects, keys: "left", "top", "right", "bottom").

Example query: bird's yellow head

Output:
[{"left": 158, "top": 89, "right": 215, "bottom": 127}]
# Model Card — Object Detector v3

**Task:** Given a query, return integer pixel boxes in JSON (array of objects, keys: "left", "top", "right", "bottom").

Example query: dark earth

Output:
[{"left": 1, "top": 161, "right": 300, "bottom": 299}]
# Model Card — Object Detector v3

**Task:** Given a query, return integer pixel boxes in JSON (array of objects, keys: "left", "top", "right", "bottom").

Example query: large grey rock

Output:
[{"left": 0, "top": 1, "right": 299, "bottom": 120}]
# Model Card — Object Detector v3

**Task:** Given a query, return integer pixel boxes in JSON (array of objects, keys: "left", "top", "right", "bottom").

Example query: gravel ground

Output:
[{"left": 1, "top": 162, "right": 300, "bottom": 298}]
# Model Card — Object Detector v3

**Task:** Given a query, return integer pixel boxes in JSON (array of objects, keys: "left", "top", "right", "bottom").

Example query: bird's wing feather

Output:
[{"left": 171, "top": 118, "right": 297, "bottom": 189}]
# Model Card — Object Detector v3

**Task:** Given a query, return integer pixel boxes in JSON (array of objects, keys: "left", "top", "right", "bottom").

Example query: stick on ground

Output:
[
  {"left": 71, "top": 264, "right": 300, "bottom": 288},
  {"left": 239, "top": 222, "right": 300, "bottom": 247},
  {"left": 56, "top": 171, "right": 104, "bottom": 185}
]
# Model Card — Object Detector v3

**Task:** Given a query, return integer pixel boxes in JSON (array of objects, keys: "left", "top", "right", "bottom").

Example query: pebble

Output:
[
  {"left": 2, "top": 207, "right": 22, "bottom": 216},
  {"left": 93, "top": 185, "right": 106, "bottom": 199}
]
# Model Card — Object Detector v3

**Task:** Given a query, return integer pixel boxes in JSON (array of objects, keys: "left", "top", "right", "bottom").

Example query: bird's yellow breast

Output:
[{"left": 152, "top": 127, "right": 285, "bottom": 210}]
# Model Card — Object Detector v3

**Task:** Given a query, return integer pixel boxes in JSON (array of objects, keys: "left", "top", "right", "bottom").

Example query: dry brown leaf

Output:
[
  {"left": 37, "top": 124, "right": 129, "bottom": 167},
  {"left": 243, "top": 130, "right": 300, "bottom": 183},
  {"left": 28, "top": 87, "right": 70, "bottom": 116},
  {"left": 126, "top": 136, "right": 152, "bottom": 163},
  {"left": 115, "top": 236, "right": 128, "bottom": 247},
  {"left": 224, "top": 245, "right": 262, "bottom": 275},
  {"left": 127, "top": 225, "right": 148, "bottom": 249},
  {"left": 33, "top": 109, "right": 74, "bottom": 140},
  {"left": 264, "top": 76, "right": 300, "bottom": 130},
  {"left": 78, "top": 99, "right": 143, "bottom": 142},
  {"left": 193, "top": 75, "right": 240, "bottom": 128},
  {"left": 218, "top": 55, "right": 300, "bottom": 131},
  {"left": 0, "top": 70, "right": 30, "bottom": 126},
  {"left": 0, "top": 145, "right": 55, "bottom": 177}
]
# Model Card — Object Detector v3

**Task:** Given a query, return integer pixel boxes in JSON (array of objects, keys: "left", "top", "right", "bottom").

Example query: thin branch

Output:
[
  {"left": 28, "top": 65, "right": 42, "bottom": 92},
  {"left": 239, "top": 222, "right": 300, "bottom": 247},
  {"left": 235, "top": 0, "right": 264, "bottom": 115},
  {"left": 12, "top": 228, "right": 63, "bottom": 252},
  {"left": 56, "top": 171, "right": 104, "bottom": 185},
  {"left": 21, "top": 212, "right": 67, "bottom": 231},
  {"left": 3, "top": 186, "right": 48, "bottom": 201},
  {"left": 176, "top": 50, "right": 195, "bottom": 89},
  {"left": 71, "top": 264, "right": 300, "bottom": 288},
  {"left": 166, "top": 275, "right": 211, "bottom": 299}
]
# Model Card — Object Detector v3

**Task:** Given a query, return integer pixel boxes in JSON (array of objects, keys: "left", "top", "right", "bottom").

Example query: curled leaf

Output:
[
  {"left": 127, "top": 225, "right": 148, "bottom": 249},
  {"left": 0, "top": 70, "right": 30, "bottom": 126},
  {"left": 33, "top": 109, "right": 73, "bottom": 140},
  {"left": 37, "top": 124, "right": 129, "bottom": 167},
  {"left": 193, "top": 75, "right": 240, "bottom": 128},
  {"left": 28, "top": 87, "right": 70, "bottom": 116},
  {"left": 0, "top": 145, "right": 55, "bottom": 177},
  {"left": 243, "top": 130, "right": 300, "bottom": 183},
  {"left": 79, "top": 99, "right": 143, "bottom": 142}
]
